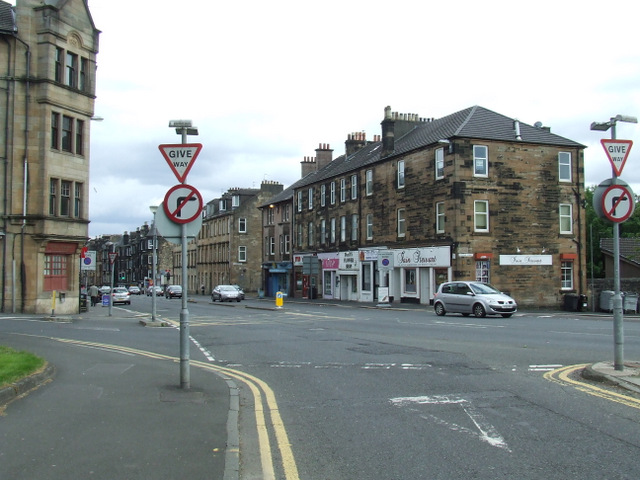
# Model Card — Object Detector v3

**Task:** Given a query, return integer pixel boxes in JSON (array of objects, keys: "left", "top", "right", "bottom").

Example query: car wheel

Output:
[
  {"left": 236, "top": 298, "right": 240, "bottom": 302},
  {"left": 434, "top": 302, "right": 446, "bottom": 316},
  {"left": 501, "top": 313, "right": 513, "bottom": 318},
  {"left": 473, "top": 303, "right": 486, "bottom": 318}
]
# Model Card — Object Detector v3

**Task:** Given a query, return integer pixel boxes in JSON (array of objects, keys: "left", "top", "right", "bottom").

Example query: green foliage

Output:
[{"left": 0, "top": 346, "right": 45, "bottom": 387}]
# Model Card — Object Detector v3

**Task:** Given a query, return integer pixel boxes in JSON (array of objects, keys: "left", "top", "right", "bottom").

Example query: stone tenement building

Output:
[
  {"left": 289, "top": 106, "right": 586, "bottom": 308},
  {"left": 172, "top": 181, "right": 284, "bottom": 295},
  {"left": 0, "top": 0, "right": 99, "bottom": 313}
]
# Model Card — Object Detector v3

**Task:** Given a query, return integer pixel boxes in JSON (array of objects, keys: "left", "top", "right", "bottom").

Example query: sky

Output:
[{"left": 14, "top": 0, "right": 640, "bottom": 237}]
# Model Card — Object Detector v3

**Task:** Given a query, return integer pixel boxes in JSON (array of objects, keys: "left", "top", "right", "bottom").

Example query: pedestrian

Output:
[
  {"left": 201, "top": 284, "right": 205, "bottom": 296},
  {"left": 88, "top": 284, "right": 99, "bottom": 307}
]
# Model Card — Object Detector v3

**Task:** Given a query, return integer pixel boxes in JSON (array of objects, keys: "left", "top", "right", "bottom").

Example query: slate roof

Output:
[
  {"left": 600, "top": 238, "right": 640, "bottom": 266},
  {"left": 0, "top": 1, "right": 16, "bottom": 35},
  {"left": 291, "top": 105, "right": 584, "bottom": 190}
]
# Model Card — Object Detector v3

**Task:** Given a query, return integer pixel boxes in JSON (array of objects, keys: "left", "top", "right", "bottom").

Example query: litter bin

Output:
[
  {"left": 79, "top": 293, "right": 88, "bottom": 312},
  {"left": 623, "top": 292, "right": 638, "bottom": 314},
  {"left": 599, "top": 290, "right": 614, "bottom": 312},
  {"left": 563, "top": 293, "right": 579, "bottom": 311}
]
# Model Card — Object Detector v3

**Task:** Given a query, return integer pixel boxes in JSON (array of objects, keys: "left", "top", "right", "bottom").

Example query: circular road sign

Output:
[
  {"left": 601, "top": 183, "right": 635, "bottom": 223},
  {"left": 163, "top": 184, "right": 203, "bottom": 224}
]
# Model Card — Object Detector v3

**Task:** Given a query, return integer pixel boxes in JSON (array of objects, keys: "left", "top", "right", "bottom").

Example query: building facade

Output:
[
  {"left": 290, "top": 106, "right": 587, "bottom": 309},
  {"left": 0, "top": 0, "right": 99, "bottom": 313}
]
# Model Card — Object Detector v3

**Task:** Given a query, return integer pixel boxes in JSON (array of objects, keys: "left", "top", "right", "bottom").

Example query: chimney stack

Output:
[
  {"left": 345, "top": 131, "right": 367, "bottom": 156},
  {"left": 315, "top": 143, "right": 333, "bottom": 170},
  {"left": 300, "top": 156, "right": 317, "bottom": 178}
]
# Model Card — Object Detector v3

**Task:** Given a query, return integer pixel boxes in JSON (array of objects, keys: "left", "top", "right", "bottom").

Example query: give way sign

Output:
[
  {"left": 601, "top": 139, "right": 633, "bottom": 177},
  {"left": 159, "top": 143, "right": 203, "bottom": 183}
]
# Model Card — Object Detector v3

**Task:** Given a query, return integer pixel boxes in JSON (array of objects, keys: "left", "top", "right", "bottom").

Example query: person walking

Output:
[{"left": 88, "top": 284, "right": 99, "bottom": 307}]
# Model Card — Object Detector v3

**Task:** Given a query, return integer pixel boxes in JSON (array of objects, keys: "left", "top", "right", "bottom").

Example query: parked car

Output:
[
  {"left": 232, "top": 285, "right": 245, "bottom": 300},
  {"left": 165, "top": 285, "right": 182, "bottom": 299},
  {"left": 211, "top": 284, "right": 242, "bottom": 302},
  {"left": 99, "top": 285, "right": 111, "bottom": 295},
  {"left": 111, "top": 287, "right": 131, "bottom": 305},
  {"left": 433, "top": 281, "right": 517, "bottom": 318},
  {"left": 146, "top": 286, "right": 163, "bottom": 296},
  {"left": 128, "top": 286, "right": 141, "bottom": 295}
]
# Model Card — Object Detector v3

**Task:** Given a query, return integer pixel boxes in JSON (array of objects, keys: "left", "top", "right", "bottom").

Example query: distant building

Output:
[
  {"left": 0, "top": 0, "right": 100, "bottom": 313},
  {"left": 600, "top": 238, "right": 640, "bottom": 278}
]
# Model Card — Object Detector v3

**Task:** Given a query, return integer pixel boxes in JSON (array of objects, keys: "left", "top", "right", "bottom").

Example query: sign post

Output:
[{"left": 108, "top": 251, "right": 117, "bottom": 317}]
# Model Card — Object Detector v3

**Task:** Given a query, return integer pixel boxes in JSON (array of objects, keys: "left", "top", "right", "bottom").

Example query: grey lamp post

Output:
[
  {"left": 590, "top": 114, "right": 638, "bottom": 371},
  {"left": 149, "top": 205, "right": 158, "bottom": 322},
  {"left": 168, "top": 119, "right": 198, "bottom": 389}
]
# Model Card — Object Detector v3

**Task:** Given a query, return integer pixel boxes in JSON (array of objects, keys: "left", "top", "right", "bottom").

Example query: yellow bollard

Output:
[
  {"left": 275, "top": 291, "right": 284, "bottom": 308},
  {"left": 51, "top": 290, "right": 57, "bottom": 316}
]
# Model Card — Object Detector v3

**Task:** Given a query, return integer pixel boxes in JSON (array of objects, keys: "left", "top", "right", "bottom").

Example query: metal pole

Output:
[
  {"left": 109, "top": 244, "right": 114, "bottom": 317},
  {"left": 610, "top": 121, "right": 624, "bottom": 371},
  {"left": 151, "top": 213, "right": 157, "bottom": 322},
  {"left": 180, "top": 126, "right": 190, "bottom": 389}
]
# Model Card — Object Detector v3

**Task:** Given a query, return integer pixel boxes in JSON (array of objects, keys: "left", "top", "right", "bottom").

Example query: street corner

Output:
[
  {"left": 582, "top": 361, "right": 640, "bottom": 394},
  {"left": 0, "top": 362, "right": 55, "bottom": 411}
]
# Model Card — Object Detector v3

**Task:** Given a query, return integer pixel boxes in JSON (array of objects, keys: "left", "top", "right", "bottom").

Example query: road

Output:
[{"left": 2, "top": 295, "right": 640, "bottom": 479}]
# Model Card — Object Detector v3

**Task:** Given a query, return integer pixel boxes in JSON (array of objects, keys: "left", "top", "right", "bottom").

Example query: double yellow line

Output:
[
  {"left": 51, "top": 337, "right": 300, "bottom": 479},
  {"left": 544, "top": 364, "right": 640, "bottom": 410}
]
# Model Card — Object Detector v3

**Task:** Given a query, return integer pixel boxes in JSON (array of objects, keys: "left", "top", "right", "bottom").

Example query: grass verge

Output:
[{"left": 0, "top": 345, "right": 45, "bottom": 388}]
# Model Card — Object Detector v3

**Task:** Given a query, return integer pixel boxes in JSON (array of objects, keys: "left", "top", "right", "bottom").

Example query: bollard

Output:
[{"left": 275, "top": 291, "right": 284, "bottom": 309}]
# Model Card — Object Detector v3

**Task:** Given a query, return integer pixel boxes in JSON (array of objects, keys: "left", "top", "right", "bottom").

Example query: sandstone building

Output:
[{"left": 0, "top": 0, "right": 99, "bottom": 313}]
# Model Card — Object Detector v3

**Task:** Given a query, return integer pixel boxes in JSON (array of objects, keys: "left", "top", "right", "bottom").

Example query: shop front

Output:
[{"left": 390, "top": 246, "right": 451, "bottom": 304}]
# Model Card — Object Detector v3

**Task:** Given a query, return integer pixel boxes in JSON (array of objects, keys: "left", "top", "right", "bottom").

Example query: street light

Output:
[
  {"left": 149, "top": 205, "right": 158, "bottom": 322},
  {"left": 590, "top": 114, "right": 638, "bottom": 371},
  {"left": 105, "top": 241, "right": 115, "bottom": 317}
]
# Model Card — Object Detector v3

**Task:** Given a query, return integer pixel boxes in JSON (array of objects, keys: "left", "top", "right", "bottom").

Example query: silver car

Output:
[
  {"left": 211, "top": 284, "right": 242, "bottom": 302},
  {"left": 433, "top": 281, "right": 517, "bottom": 318},
  {"left": 111, "top": 287, "right": 131, "bottom": 305}
]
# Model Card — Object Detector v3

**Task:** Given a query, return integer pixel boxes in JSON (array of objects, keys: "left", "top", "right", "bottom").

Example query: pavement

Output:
[{"left": 1, "top": 296, "right": 639, "bottom": 478}]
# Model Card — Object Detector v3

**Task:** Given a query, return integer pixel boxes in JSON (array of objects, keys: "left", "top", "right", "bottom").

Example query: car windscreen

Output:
[{"left": 470, "top": 283, "right": 501, "bottom": 294}]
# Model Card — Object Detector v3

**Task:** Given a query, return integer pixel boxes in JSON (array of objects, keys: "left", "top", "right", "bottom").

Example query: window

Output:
[
  {"left": 269, "top": 237, "right": 275, "bottom": 255},
  {"left": 476, "top": 260, "right": 490, "bottom": 283},
  {"left": 279, "top": 235, "right": 284, "bottom": 254},
  {"left": 284, "top": 234, "right": 290, "bottom": 254},
  {"left": 340, "top": 178, "right": 346, "bottom": 202},
  {"left": 297, "top": 223, "right": 303, "bottom": 247},
  {"left": 55, "top": 48, "right": 64, "bottom": 83},
  {"left": 473, "top": 145, "right": 488, "bottom": 177},
  {"left": 366, "top": 214, "right": 373, "bottom": 240},
  {"left": 49, "top": 179, "right": 57, "bottom": 215},
  {"left": 321, "top": 184, "right": 326, "bottom": 207},
  {"left": 561, "top": 261, "right": 573, "bottom": 289},
  {"left": 75, "top": 120, "right": 84, "bottom": 155},
  {"left": 435, "top": 147, "right": 444, "bottom": 179},
  {"left": 559, "top": 152, "right": 571, "bottom": 182},
  {"left": 330, "top": 218, "right": 336, "bottom": 243},
  {"left": 404, "top": 268, "right": 417, "bottom": 294},
  {"left": 474, "top": 200, "right": 489, "bottom": 232},
  {"left": 351, "top": 214, "right": 358, "bottom": 241},
  {"left": 340, "top": 216, "right": 346, "bottom": 242},
  {"left": 44, "top": 254, "right": 68, "bottom": 291},
  {"left": 362, "top": 263, "right": 371, "bottom": 291},
  {"left": 60, "top": 181, "right": 71, "bottom": 216},
  {"left": 351, "top": 175, "right": 358, "bottom": 200},
  {"left": 308, "top": 187, "right": 314, "bottom": 210},
  {"left": 397, "top": 208, "right": 406, "bottom": 237},
  {"left": 308, "top": 222, "right": 314, "bottom": 246},
  {"left": 51, "top": 113, "right": 60, "bottom": 149},
  {"left": 330, "top": 182, "right": 336, "bottom": 205},
  {"left": 219, "top": 199, "right": 227, "bottom": 211},
  {"left": 239, "top": 218, "right": 247, "bottom": 233},
  {"left": 436, "top": 202, "right": 445, "bottom": 233},
  {"left": 366, "top": 170, "right": 373, "bottom": 196},
  {"left": 232, "top": 195, "right": 240, "bottom": 207},
  {"left": 320, "top": 219, "right": 326, "bottom": 244},
  {"left": 80, "top": 57, "right": 88, "bottom": 91},
  {"left": 65, "top": 52, "right": 78, "bottom": 88},
  {"left": 297, "top": 191, "right": 302, "bottom": 212},
  {"left": 61, "top": 116, "right": 73, "bottom": 152},
  {"left": 267, "top": 207, "right": 274, "bottom": 224},
  {"left": 397, "top": 160, "right": 405, "bottom": 188},
  {"left": 283, "top": 204, "right": 290, "bottom": 222},
  {"left": 559, "top": 204, "right": 573, "bottom": 234},
  {"left": 74, "top": 183, "right": 82, "bottom": 217},
  {"left": 239, "top": 246, "right": 247, "bottom": 262}
]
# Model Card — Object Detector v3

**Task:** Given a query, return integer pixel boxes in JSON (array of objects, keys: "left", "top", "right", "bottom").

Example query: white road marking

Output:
[{"left": 390, "top": 395, "right": 511, "bottom": 452}]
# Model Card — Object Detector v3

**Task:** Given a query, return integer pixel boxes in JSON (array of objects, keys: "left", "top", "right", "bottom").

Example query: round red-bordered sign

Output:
[
  {"left": 600, "top": 184, "right": 635, "bottom": 223},
  {"left": 163, "top": 184, "right": 203, "bottom": 224}
]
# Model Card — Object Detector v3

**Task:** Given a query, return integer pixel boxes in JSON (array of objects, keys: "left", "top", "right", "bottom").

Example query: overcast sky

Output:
[{"left": 15, "top": 0, "right": 640, "bottom": 236}]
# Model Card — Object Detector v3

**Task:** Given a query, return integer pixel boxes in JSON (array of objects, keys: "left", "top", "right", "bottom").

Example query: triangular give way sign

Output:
[
  {"left": 601, "top": 139, "right": 633, "bottom": 177},
  {"left": 159, "top": 143, "right": 203, "bottom": 183}
]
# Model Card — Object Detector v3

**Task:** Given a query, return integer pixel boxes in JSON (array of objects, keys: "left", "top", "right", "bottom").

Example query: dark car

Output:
[
  {"left": 433, "top": 281, "right": 517, "bottom": 318},
  {"left": 165, "top": 285, "right": 182, "bottom": 299},
  {"left": 211, "top": 285, "right": 242, "bottom": 302}
]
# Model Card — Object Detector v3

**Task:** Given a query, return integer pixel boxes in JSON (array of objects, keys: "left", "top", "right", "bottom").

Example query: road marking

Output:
[
  {"left": 38, "top": 336, "right": 299, "bottom": 480},
  {"left": 528, "top": 364, "right": 563, "bottom": 372},
  {"left": 390, "top": 395, "right": 511, "bottom": 452},
  {"left": 544, "top": 364, "right": 640, "bottom": 410}
]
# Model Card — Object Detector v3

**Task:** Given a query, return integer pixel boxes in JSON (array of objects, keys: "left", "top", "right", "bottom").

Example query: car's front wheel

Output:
[
  {"left": 434, "top": 302, "right": 446, "bottom": 316},
  {"left": 473, "top": 303, "right": 486, "bottom": 317},
  {"left": 501, "top": 313, "right": 513, "bottom": 318}
]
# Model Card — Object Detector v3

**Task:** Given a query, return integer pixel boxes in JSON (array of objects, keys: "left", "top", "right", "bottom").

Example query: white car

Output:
[{"left": 433, "top": 281, "right": 517, "bottom": 318}]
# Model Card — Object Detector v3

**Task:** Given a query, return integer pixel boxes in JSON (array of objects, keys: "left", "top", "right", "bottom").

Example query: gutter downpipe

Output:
[
  {"left": 1, "top": 36, "right": 11, "bottom": 312},
  {"left": 14, "top": 34, "right": 29, "bottom": 313}
]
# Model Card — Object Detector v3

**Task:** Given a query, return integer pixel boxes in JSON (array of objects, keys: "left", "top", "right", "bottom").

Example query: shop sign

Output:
[
  {"left": 499, "top": 255, "right": 552, "bottom": 266},
  {"left": 340, "top": 251, "right": 359, "bottom": 270},
  {"left": 393, "top": 246, "right": 450, "bottom": 268}
]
